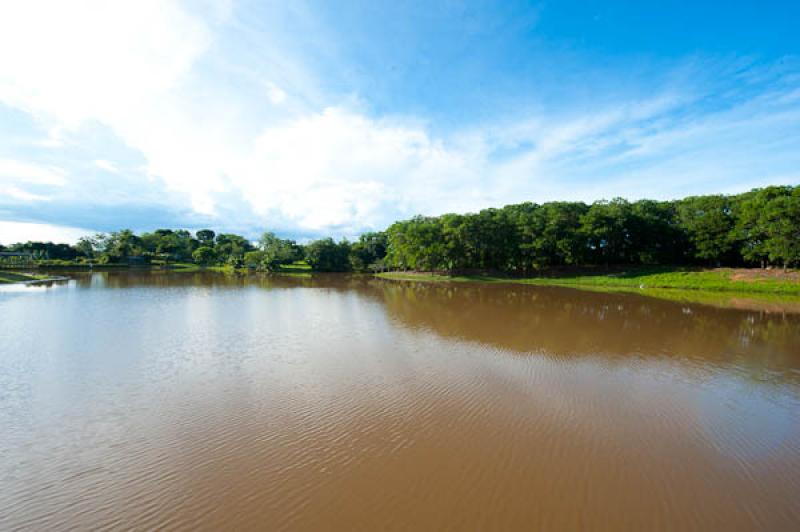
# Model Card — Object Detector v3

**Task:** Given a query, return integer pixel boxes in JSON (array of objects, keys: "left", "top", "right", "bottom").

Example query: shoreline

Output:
[
  {"left": 374, "top": 269, "right": 800, "bottom": 313},
  {"left": 6, "top": 266, "right": 800, "bottom": 312},
  {"left": 0, "top": 271, "right": 68, "bottom": 285},
  {"left": 374, "top": 267, "right": 800, "bottom": 296}
]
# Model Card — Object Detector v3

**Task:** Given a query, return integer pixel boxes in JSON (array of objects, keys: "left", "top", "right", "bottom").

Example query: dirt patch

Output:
[{"left": 722, "top": 268, "right": 800, "bottom": 283}]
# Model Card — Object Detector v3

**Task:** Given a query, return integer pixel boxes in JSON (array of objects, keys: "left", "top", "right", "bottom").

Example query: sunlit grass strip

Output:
[
  {"left": 376, "top": 268, "right": 800, "bottom": 295},
  {"left": 0, "top": 271, "right": 49, "bottom": 284},
  {"left": 276, "top": 261, "right": 312, "bottom": 272}
]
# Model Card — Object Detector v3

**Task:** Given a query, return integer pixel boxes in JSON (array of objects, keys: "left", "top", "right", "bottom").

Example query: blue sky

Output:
[{"left": 1, "top": 0, "right": 799, "bottom": 243}]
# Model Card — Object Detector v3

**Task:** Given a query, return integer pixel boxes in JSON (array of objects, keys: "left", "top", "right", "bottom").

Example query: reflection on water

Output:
[{"left": 1, "top": 271, "right": 799, "bottom": 530}]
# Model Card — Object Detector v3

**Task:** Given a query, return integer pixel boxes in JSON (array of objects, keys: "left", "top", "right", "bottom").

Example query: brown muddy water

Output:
[{"left": 1, "top": 271, "right": 799, "bottom": 530}]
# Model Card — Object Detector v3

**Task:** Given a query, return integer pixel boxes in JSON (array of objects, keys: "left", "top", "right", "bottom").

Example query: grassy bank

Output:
[
  {"left": 166, "top": 260, "right": 313, "bottom": 274},
  {"left": 276, "top": 261, "right": 312, "bottom": 273},
  {"left": 0, "top": 271, "right": 50, "bottom": 284},
  {"left": 376, "top": 267, "right": 800, "bottom": 296},
  {"left": 34, "top": 261, "right": 216, "bottom": 272}
]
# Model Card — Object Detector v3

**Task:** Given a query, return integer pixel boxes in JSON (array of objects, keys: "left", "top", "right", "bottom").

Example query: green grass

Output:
[
  {"left": 35, "top": 262, "right": 130, "bottom": 269},
  {"left": 522, "top": 269, "right": 800, "bottom": 295},
  {"left": 171, "top": 262, "right": 203, "bottom": 271},
  {"left": 167, "top": 260, "right": 312, "bottom": 274},
  {"left": 376, "top": 272, "right": 459, "bottom": 283},
  {"left": 31, "top": 258, "right": 316, "bottom": 274},
  {"left": 376, "top": 267, "right": 800, "bottom": 296},
  {"left": 276, "top": 261, "right": 312, "bottom": 272},
  {"left": 0, "top": 271, "right": 49, "bottom": 284},
  {"left": 538, "top": 282, "right": 800, "bottom": 310}
]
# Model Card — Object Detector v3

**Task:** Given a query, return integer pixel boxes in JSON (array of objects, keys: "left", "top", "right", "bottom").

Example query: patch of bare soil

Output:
[{"left": 721, "top": 268, "right": 800, "bottom": 283}]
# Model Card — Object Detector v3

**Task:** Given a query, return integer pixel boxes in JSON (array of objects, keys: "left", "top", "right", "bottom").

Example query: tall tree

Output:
[
  {"left": 196, "top": 229, "right": 216, "bottom": 245},
  {"left": 350, "top": 231, "right": 388, "bottom": 271},
  {"left": 305, "top": 238, "right": 352, "bottom": 272},
  {"left": 257, "top": 232, "right": 301, "bottom": 270},
  {"left": 192, "top": 246, "right": 216, "bottom": 265},
  {"left": 677, "top": 195, "right": 735, "bottom": 265}
]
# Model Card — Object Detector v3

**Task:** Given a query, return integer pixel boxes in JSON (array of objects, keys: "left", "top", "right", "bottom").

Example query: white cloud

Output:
[
  {"left": 0, "top": 1, "right": 483, "bottom": 232},
  {"left": 0, "top": 159, "right": 66, "bottom": 186},
  {"left": 0, "top": 221, "right": 89, "bottom": 244},
  {"left": 265, "top": 82, "right": 288, "bottom": 104},
  {"left": 0, "top": 1, "right": 797, "bottom": 242},
  {"left": 93, "top": 159, "right": 119, "bottom": 173},
  {"left": 0, "top": 0, "right": 211, "bottom": 128},
  {"left": 0, "top": 0, "right": 224, "bottom": 214},
  {"left": 2, "top": 186, "right": 51, "bottom": 202},
  {"left": 229, "top": 107, "right": 483, "bottom": 230}
]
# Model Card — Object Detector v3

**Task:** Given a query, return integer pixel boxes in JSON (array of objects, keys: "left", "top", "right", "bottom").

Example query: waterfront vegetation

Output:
[
  {"left": 2, "top": 185, "right": 799, "bottom": 295},
  {"left": 0, "top": 271, "right": 47, "bottom": 284}
]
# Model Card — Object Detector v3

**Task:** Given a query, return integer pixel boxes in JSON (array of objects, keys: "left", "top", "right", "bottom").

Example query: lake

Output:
[{"left": 1, "top": 271, "right": 799, "bottom": 530}]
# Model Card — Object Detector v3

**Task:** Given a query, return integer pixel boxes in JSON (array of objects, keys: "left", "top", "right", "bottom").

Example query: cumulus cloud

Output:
[
  {"left": 0, "top": 0, "right": 488, "bottom": 234},
  {"left": 230, "top": 107, "right": 484, "bottom": 231},
  {"left": 0, "top": 221, "right": 89, "bottom": 244},
  {"left": 2, "top": 186, "right": 51, "bottom": 202},
  {"left": 0, "top": 0, "right": 223, "bottom": 219},
  {"left": 0, "top": 159, "right": 67, "bottom": 186},
  {"left": 0, "top": 159, "right": 64, "bottom": 205},
  {"left": 0, "top": 1, "right": 798, "bottom": 243},
  {"left": 93, "top": 160, "right": 119, "bottom": 173},
  {"left": 0, "top": 0, "right": 211, "bottom": 127}
]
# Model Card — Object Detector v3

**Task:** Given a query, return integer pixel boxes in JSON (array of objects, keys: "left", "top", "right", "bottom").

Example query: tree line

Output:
[
  {"left": 384, "top": 185, "right": 800, "bottom": 272},
  {"left": 1, "top": 185, "right": 798, "bottom": 272},
  {"left": 0, "top": 226, "right": 388, "bottom": 273}
]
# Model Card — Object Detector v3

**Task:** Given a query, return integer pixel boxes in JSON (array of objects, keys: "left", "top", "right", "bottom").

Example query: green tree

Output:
[
  {"left": 736, "top": 186, "right": 800, "bottom": 267},
  {"left": 192, "top": 246, "right": 216, "bottom": 265},
  {"left": 214, "top": 233, "right": 254, "bottom": 263},
  {"left": 528, "top": 202, "right": 587, "bottom": 267},
  {"left": 196, "top": 229, "right": 216, "bottom": 245},
  {"left": 349, "top": 231, "right": 388, "bottom": 271},
  {"left": 764, "top": 189, "right": 800, "bottom": 268},
  {"left": 629, "top": 200, "right": 686, "bottom": 264},
  {"left": 737, "top": 186, "right": 800, "bottom": 268},
  {"left": 244, "top": 250, "right": 266, "bottom": 269},
  {"left": 385, "top": 216, "right": 448, "bottom": 271},
  {"left": 305, "top": 238, "right": 351, "bottom": 271},
  {"left": 580, "top": 199, "right": 633, "bottom": 265},
  {"left": 677, "top": 195, "right": 735, "bottom": 265},
  {"left": 258, "top": 232, "right": 300, "bottom": 270},
  {"left": 75, "top": 236, "right": 100, "bottom": 259},
  {"left": 139, "top": 229, "right": 197, "bottom": 261},
  {"left": 104, "top": 229, "right": 142, "bottom": 262}
]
